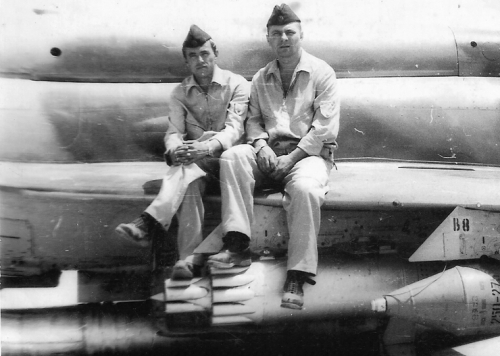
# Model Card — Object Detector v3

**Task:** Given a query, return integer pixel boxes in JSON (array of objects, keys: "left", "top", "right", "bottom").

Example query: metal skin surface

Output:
[
  {"left": 1, "top": 76, "right": 500, "bottom": 164},
  {"left": 2, "top": 256, "right": 417, "bottom": 355},
  {"left": 1, "top": 0, "right": 500, "bottom": 354},
  {"left": 1, "top": 0, "right": 499, "bottom": 81},
  {"left": 380, "top": 266, "right": 500, "bottom": 336},
  {"left": 1, "top": 75, "right": 499, "bottom": 275},
  {"left": 1, "top": 303, "right": 198, "bottom": 355}
]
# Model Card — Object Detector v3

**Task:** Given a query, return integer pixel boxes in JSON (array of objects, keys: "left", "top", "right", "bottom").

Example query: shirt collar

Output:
[
  {"left": 211, "top": 65, "right": 224, "bottom": 85},
  {"left": 266, "top": 49, "right": 313, "bottom": 78},
  {"left": 185, "top": 65, "right": 223, "bottom": 91}
]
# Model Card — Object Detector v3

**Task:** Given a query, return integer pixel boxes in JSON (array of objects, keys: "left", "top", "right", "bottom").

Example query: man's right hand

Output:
[
  {"left": 256, "top": 145, "right": 277, "bottom": 175},
  {"left": 169, "top": 145, "right": 189, "bottom": 166}
]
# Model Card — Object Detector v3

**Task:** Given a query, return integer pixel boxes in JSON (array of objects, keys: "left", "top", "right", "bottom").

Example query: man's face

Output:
[
  {"left": 184, "top": 41, "right": 217, "bottom": 80},
  {"left": 267, "top": 22, "right": 303, "bottom": 59}
]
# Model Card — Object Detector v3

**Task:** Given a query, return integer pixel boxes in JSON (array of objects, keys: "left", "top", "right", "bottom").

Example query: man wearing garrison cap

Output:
[
  {"left": 116, "top": 25, "right": 250, "bottom": 280},
  {"left": 209, "top": 4, "right": 340, "bottom": 310}
]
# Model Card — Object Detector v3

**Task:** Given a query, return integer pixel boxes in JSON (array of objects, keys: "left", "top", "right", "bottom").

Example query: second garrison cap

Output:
[
  {"left": 183, "top": 25, "right": 211, "bottom": 48},
  {"left": 267, "top": 3, "right": 301, "bottom": 27}
]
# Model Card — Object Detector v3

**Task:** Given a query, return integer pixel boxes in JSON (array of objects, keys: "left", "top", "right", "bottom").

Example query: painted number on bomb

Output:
[
  {"left": 491, "top": 282, "right": 500, "bottom": 324},
  {"left": 453, "top": 218, "right": 470, "bottom": 232},
  {"left": 471, "top": 296, "right": 479, "bottom": 322}
]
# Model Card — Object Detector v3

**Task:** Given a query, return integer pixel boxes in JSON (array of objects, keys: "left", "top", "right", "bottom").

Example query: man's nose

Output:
[{"left": 281, "top": 33, "right": 287, "bottom": 41}]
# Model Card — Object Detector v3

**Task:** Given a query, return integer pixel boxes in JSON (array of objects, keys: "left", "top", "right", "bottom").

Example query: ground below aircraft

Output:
[{"left": 1, "top": 0, "right": 500, "bottom": 355}]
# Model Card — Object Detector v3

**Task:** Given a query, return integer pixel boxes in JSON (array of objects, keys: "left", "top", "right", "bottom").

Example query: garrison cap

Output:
[
  {"left": 183, "top": 25, "right": 211, "bottom": 48},
  {"left": 267, "top": 3, "right": 301, "bottom": 27}
]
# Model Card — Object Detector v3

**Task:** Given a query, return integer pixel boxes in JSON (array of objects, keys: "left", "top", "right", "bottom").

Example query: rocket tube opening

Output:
[{"left": 371, "top": 297, "right": 387, "bottom": 313}]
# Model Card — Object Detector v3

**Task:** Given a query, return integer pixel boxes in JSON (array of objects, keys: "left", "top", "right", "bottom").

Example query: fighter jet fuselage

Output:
[{"left": 1, "top": 1, "right": 500, "bottom": 355}]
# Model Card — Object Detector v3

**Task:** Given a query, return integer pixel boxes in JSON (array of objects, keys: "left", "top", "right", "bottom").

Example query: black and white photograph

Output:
[{"left": 1, "top": 0, "right": 499, "bottom": 355}]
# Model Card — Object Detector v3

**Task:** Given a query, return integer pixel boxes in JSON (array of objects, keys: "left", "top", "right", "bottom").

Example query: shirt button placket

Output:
[{"left": 205, "top": 89, "right": 212, "bottom": 130}]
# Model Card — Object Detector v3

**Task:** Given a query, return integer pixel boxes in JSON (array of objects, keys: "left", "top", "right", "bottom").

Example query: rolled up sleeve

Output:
[{"left": 164, "top": 89, "right": 186, "bottom": 157}]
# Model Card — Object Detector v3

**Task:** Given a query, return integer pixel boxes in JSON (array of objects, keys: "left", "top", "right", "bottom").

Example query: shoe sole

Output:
[
  {"left": 207, "top": 259, "right": 251, "bottom": 269},
  {"left": 280, "top": 301, "right": 303, "bottom": 310},
  {"left": 171, "top": 268, "right": 194, "bottom": 280},
  {"left": 281, "top": 291, "right": 304, "bottom": 310}
]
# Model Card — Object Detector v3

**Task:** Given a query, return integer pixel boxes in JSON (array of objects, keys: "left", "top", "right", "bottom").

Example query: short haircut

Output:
[{"left": 182, "top": 39, "right": 218, "bottom": 59}]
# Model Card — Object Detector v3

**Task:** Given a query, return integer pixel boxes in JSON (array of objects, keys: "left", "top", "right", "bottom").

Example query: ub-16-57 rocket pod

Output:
[{"left": 371, "top": 266, "right": 500, "bottom": 336}]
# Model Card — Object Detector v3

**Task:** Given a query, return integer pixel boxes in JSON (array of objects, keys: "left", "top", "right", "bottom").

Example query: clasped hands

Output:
[
  {"left": 169, "top": 141, "right": 209, "bottom": 166},
  {"left": 256, "top": 145, "right": 296, "bottom": 181}
]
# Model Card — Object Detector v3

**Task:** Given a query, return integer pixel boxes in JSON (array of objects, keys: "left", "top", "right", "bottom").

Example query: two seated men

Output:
[{"left": 116, "top": 4, "right": 339, "bottom": 310}]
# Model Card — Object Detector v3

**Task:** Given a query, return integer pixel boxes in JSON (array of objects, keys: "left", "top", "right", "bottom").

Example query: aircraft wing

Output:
[
  {"left": 2, "top": 160, "right": 500, "bottom": 209},
  {"left": 1, "top": 1, "right": 500, "bottom": 355}
]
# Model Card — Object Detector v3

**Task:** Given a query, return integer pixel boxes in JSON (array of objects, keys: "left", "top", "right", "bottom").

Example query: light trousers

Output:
[
  {"left": 220, "top": 144, "right": 332, "bottom": 275},
  {"left": 145, "top": 162, "right": 216, "bottom": 261}
]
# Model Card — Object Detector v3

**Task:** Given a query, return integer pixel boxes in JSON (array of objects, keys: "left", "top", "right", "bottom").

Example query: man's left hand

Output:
[
  {"left": 268, "top": 155, "right": 295, "bottom": 181},
  {"left": 176, "top": 141, "right": 209, "bottom": 165},
  {"left": 268, "top": 147, "right": 309, "bottom": 181}
]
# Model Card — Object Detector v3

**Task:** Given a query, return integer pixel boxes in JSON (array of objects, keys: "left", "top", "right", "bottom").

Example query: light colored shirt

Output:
[
  {"left": 246, "top": 49, "right": 340, "bottom": 156},
  {"left": 164, "top": 65, "right": 250, "bottom": 154}
]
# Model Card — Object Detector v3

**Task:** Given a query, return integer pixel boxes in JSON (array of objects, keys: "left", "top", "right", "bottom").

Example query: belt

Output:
[{"left": 269, "top": 138, "right": 335, "bottom": 161}]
